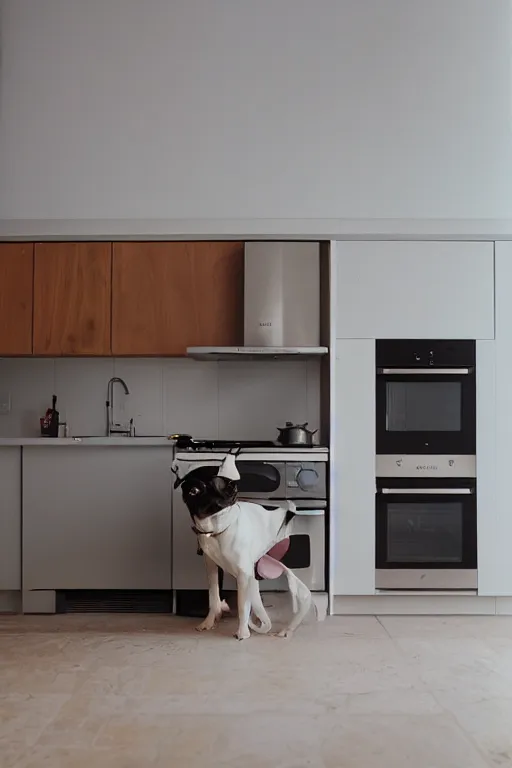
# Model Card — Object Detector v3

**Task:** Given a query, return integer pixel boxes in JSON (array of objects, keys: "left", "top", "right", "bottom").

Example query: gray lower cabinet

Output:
[
  {"left": 0, "top": 448, "right": 21, "bottom": 590},
  {"left": 23, "top": 447, "right": 172, "bottom": 590}
]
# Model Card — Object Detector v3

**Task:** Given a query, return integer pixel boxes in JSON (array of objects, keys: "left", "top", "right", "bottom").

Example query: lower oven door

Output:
[
  {"left": 375, "top": 479, "right": 477, "bottom": 589},
  {"left": 224, "top": 500, "right": 326, "bottom": 592}
]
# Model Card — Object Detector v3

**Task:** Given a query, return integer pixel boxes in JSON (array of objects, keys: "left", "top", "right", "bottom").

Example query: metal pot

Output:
[{"left": 276, "top": 422, "right": 318, "bottom": 447}]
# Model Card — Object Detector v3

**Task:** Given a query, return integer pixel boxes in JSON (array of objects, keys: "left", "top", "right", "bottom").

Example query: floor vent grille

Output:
[{"left": 56, "top": 590, "right": 173, "bottom": 614}]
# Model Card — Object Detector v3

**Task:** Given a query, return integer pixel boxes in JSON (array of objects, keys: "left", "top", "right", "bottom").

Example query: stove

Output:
[
  {"left": 173, "top": 435, "right": 275, "bottom": 451},
  {"left": 172, "top": 435, "right": 328, "bottom": 596},
  {"left": 172, "top": 435, "right": 324, "bottom": 452}
]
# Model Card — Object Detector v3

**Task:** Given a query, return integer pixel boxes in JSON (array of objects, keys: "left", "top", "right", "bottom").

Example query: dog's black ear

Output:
[{"left": 173, "top": 477, "right": 183, "bottom": 489}]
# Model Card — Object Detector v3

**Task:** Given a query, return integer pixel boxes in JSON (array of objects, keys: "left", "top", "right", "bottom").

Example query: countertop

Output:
[
  {"left": 0, "top": 437, "right": 176, "bottom": 446},
  {"left": 0, "top": 438, "right": 329, "bottom": 452}
]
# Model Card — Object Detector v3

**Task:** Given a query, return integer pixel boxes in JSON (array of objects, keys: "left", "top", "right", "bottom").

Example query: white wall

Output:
[
  {"left": 0, "top": 358, "right": 320, "bottom": 439},
  {"left": 1, "top": 0, "right": 511, "bottom": 226}
]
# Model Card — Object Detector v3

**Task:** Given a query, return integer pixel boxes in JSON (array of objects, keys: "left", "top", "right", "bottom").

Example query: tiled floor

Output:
[{"left": 1, "top": 612, "right": 512, "bottom": 767}]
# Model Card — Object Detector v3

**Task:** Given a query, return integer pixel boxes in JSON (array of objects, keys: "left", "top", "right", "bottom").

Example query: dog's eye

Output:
[{"left": 188, "top": 487, "right": 200, "bottom": 496}]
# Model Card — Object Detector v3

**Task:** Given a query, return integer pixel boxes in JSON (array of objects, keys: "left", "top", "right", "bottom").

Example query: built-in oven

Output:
[
  {"left": 376, "top": 340, "right": 476, "bottom": 468},
  {"left": 375, "top": 477, "right": 477, "bottom": 589}
]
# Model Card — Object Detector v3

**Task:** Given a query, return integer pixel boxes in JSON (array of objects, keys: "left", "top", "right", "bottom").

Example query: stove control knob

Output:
[{"left": 296, "top": 468, "right": 319, "bottom": 491}]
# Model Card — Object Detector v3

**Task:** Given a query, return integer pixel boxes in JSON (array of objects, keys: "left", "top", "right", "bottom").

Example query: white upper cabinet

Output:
[{"left": 335, "top": 242, "right": 494, "bottom": 340}]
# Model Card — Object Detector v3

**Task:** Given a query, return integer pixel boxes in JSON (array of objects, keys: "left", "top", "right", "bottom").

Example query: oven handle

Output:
[
  {"left": 379, "top": 487, "right": 473, "bottom": 495},
  {"left": 237, "top": 497, "right": 326, "bottom": 515},
  {"left": 378, "top": 367, "right": 471, "bottom": 375}
]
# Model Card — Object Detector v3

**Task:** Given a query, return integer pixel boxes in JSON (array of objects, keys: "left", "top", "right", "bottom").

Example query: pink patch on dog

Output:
[
  {"left": 256, "top": 555, "right": 285, "bottom": 580},
  {"left": 255, "top": 538, "right": 290, "bottom": 580},
  {"left": 267, "top": 538, "right": 290, "bottom": 561}
]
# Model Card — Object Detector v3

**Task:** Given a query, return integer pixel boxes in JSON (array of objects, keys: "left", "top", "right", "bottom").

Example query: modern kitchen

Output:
[
  {"left": 3, "top": 2, "right": 512, "bottom": 765},
  {"left": 1, "top": 238, "right": 512, "bottom": 619}
]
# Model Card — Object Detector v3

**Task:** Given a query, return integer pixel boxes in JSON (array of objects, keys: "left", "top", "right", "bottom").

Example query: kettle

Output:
[{"left": 277, "top": 422, "right": 318, "bottom": 447}]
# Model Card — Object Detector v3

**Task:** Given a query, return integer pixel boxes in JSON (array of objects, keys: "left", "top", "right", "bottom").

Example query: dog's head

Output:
[
  {"left": 179, "top": 467, "right": 237, "bottom": 519},
  {"left": 172, "top": 454, "right": 240, "bottom": 520}
]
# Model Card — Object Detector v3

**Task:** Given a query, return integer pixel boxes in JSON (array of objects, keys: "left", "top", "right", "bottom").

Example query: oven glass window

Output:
[
  {"left": 387, "top": 502, "right": 463, "bottom": 563},
  {"left": 386, "top": 382, "right": 461, "bottom": 432},
  {"left": 237, "top": 463, "right": 281, "bottom": 493},
  {"left": 281, "top": 535, "right": 311, "bottom": 569}
]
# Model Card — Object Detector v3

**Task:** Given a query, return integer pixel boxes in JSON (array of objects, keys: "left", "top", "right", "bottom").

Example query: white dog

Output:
[{"left": 172, "top": 454, "right": 312, "bottom": 640}]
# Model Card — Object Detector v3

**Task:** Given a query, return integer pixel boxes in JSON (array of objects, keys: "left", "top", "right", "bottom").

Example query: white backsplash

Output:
[{"left": 0, "top": 358, "right": 321, "bottom": 441}]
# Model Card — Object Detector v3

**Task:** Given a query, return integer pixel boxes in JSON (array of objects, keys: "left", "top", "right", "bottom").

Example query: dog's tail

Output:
[
  {"left": 280, "top": 564, "right": 312, "bottom": 634},
  {"left": 249, "top": 616, "right": 272, "bottom": 634}
]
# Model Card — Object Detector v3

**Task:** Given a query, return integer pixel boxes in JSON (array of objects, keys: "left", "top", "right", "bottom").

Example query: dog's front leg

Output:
[
  {"left": 196, "top": 555, "right": 229, "bottom": 632},
  {"left": 234, "top": 571, "right": 253, "bottom": 641}
]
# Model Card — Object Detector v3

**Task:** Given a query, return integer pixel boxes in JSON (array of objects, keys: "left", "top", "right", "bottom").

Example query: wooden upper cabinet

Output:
[
  {"left": 0, "top": 243, "right": 34, "bottom": 355},
  {"left": 33, "top": 243, "right": 112, "bottom": 355},
  {"left": 112, "top": 242, "right": 244, "bottom": 355}
]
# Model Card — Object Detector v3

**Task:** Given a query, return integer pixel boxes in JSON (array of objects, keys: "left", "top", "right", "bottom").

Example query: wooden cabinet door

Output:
[
  {"left": 34, "top": 243, "right": 112, "bottom": 355},
  {"left": 0, "top": 243, "right": 34, "bottom": 355},
  {"left": 112, "top": 242, "right": 244, "bottom": 355}
]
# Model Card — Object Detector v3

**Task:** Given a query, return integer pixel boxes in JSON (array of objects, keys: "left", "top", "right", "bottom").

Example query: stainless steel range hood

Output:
[
  {"left": 187, "top": 346, "right": 328, "bottom": 361},
  {"left": 187, "top": 242, "right": 328, "bottom": 361}
]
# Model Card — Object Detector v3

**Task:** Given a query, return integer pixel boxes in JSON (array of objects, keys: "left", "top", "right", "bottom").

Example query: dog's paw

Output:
[
  {"left": 196, "top": 603, "right": 230, "bottom": 632},
  {"left": 196, "top": 617, "right": 217, "bottom": 632},
  {"left": 274, "top": 628, "right": 293, "bottom": 639},
  {"left": 234, "top": 627, "right": 251, "bottom": 641}
]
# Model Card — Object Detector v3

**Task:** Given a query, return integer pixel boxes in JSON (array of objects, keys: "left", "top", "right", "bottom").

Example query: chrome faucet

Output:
[{"left": 106, "top": 377, "right": 134, "bottom": 436}]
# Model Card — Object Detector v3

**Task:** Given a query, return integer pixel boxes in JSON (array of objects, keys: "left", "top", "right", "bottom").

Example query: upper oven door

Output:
[
  {"left": 376, "top": 368, "right": 475, "bottom": 455},
  {"left": 235, "top": 461, "right": 286, "bottom": 498},
  {"left": 376, "top": 339, "right": 476, "bottom": 456}
]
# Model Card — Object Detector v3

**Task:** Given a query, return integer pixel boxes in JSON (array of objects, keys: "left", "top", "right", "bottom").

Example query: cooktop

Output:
[{"left": 172, "top": 435, "right": 318, "bottom": 451}]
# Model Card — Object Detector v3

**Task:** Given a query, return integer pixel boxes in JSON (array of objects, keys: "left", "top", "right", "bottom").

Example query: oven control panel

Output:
[
  {"left": 376, "top": 454, "right": 476, "bottom": 478},
  {"left": 285, "top": 462, "right": 326, "bottom": 498}
]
